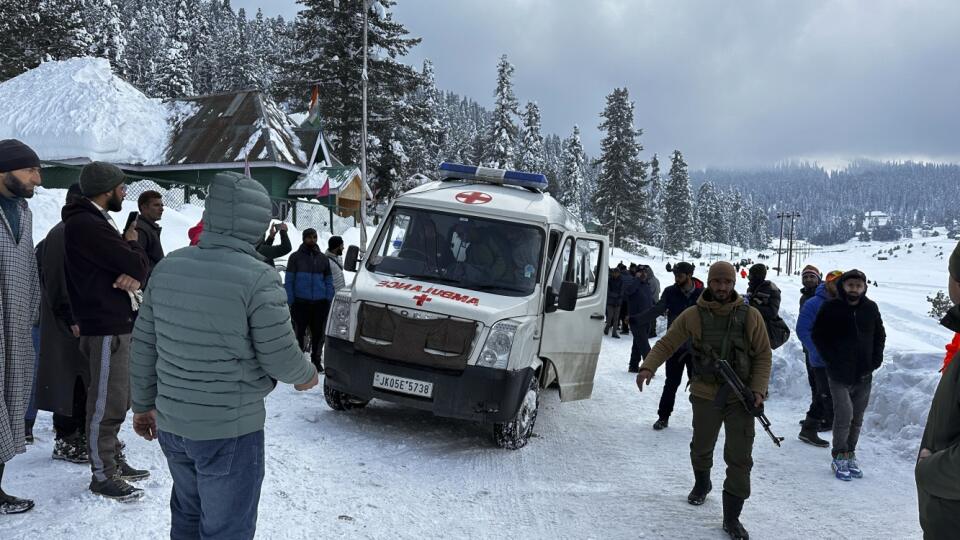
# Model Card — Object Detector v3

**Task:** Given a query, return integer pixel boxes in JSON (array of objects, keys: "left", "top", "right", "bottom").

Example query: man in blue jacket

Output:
[
  {"left": 795, "top": 270, "right": 843, "bottom": 447},
  {"left": 285, "top": 228, "right": 335, "bottom": 372},
  {"left": 631, "top": 262, "right": 704, "bottom": 429}
]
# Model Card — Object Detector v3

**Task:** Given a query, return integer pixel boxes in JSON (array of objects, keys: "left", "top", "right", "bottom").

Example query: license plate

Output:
[{"left": 372, "top": 372, "right": 434, "bottom": 398}]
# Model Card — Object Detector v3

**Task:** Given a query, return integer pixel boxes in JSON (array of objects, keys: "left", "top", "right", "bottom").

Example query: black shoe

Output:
[
  {"left": 53, "top": 434, "right": 90, "bottom": 464},
  {"left": 798, "top": 424, "right": 830, "bottom": 448},
  {"left": 89, "top": 476, "right": 144, "bottom": 503},
  {"left": 722, "top": 491, "right": 749, "bottom": 539},
  {"left": 24, "top": 419, "right": 34, "bottom": 445},
  {"left": 628, "top": 365, "right": 639, "bottom": 373},
  {"left": 0, "top": 492, "right": 34, "bottom": 514},
  {"left": 653, "top": 418, "right": 669, "bottom": 431},
  {"left": 612, "top": 333, "right": 621, "bottom": 339},
  {"left": 603, "top": 326, "right": 610, "bottom": 336},
  {"left": 117, "top": 452, "right": 150, "bottom": 482},
  {"left": 687, "top": 470, "right": 712, "bottom": 505},
  {"left": 818, "top": 421, "right": 833, "bottom": 433}
]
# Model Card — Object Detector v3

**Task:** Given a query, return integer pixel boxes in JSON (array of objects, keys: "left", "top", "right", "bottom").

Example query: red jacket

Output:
[{"left": 188, "top": 220, "right": 203, "bottom": 246}]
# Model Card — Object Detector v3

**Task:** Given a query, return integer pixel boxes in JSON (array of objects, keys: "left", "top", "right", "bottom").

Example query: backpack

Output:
[{"left": 766, "top": 316, "right": 791, "bottom": 350}]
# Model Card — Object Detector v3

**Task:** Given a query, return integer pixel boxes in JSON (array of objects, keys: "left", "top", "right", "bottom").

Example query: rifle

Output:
[{"left": 710, "top": 351, "right": 784, "bottom": 447}]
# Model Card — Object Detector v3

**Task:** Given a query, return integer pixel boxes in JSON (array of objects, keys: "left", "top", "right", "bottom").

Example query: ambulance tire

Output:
[
  {"left": 324, "top": 380, "right": 370, "bottom": 411},
  {"left": 493, "top": 376, "right": 540, "bottom": 450}
]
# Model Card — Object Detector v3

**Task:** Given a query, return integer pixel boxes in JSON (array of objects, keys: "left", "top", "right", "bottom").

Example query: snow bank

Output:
[{"left": 0, "top": 57, "right": 169, "bottom": 164}]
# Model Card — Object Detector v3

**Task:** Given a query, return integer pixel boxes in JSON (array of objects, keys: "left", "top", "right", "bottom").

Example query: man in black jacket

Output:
[
  {"left": 631, "top": 261, "right": 704, "bottom": 429},
  {"left": 64, "top": 162, "right": 151, "bottom": 502},
  {"left": 812, "top": 269, "right": 886, "bottom": 482},
  {"left": 256, "top": 221, "right": 292, "bottom": 268},
  {"left": 604, "top": 267, "right": 624, "bottom": 338},
  {"left": 135, "top": 190, "right": 164, "bottom": 281}
]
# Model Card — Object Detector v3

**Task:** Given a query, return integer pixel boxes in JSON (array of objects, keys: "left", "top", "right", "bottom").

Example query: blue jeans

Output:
[
  {"left": 158, "top": 430, "right": 265, "bottom": 540},
  {"left": 25, "top": 326, "right": 40, "bottom": 422}
]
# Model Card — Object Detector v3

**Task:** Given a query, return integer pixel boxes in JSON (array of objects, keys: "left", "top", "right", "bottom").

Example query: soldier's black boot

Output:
[
  {"left": 722, "top": 490, "right": 749, "bottom": 540},
  {"left": 687, "top": 470, "right": 712, "bottom": 505},
  {"left": 798, "top": 418, "right": 829, "bottom": 447}
]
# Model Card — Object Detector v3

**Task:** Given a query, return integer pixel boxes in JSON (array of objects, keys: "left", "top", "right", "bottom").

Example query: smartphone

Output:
[{"left": 124, "top": 211, "right": 139, "bottom": 232}]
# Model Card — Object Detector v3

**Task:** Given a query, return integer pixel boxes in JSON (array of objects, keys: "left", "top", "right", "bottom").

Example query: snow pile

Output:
[{"left": 0, "top": 57, "right": 169, "bottom": 164}]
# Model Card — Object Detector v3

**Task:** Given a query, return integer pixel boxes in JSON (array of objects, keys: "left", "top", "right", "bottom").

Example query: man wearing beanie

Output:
[
  {"left": 285, "top": 228, "right": 335, "bottom": 372},
  {"left": 797, "top": 265, "right": 833, "bottom": 437},
  {"left": 0, "top": 139, "right": 42, "bottom": 514},
  {"left": 637, "top": 261, "right": 772, "bottom": 539},
  {"left": 795, "top": 269, "right": 843, "bottom": 448},
  {"left": 63, "top": 161, "right": 151, "bottom": 502},
  {"left": 812, "top": 269, "right": 885, "bottom": 482},
  {"left": 35, "top": 184, "right": 91, "bottom": 466},
  {"left": 745, "top": 263, "right": 790, "bottom": 351},
  {"left": 630, "top": 261, "right": 704, "bottom": 430}
]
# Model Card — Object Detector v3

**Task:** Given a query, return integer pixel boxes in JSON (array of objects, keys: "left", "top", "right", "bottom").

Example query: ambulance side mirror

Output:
[
  {"left": 344, "top": 245, "right": 360, "bottom": 272},
  {"left": 557, "top": 281, "right": 578, "bottom": 311}
]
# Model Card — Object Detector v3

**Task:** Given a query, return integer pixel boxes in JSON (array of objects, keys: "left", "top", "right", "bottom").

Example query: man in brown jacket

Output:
[{"left": 637, "top": 261, "right": 772, "bottom": 540}]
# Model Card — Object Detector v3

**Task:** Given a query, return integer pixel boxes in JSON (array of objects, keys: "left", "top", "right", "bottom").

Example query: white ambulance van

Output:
[{"left": 323, "top": 163, "right": 608, "bottom": 449}]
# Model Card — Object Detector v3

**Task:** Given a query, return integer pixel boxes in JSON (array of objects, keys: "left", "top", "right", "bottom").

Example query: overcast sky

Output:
[{"left": 236, "top": 0, "right": 960, "bottom": 169}]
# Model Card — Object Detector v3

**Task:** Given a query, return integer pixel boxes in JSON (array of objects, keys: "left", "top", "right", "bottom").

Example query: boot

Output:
[
  {"left": 687, "top": 470, "right": 712, "bottom": 505},
  {"left": 798, "top": 419, "right": 829, "bottom": 448},
  {"left": 0, "top": 492, "right": 34, "bottom": 514},
  {"left": 653, "top": 417, "right": 669, "bottom": 431},
  {"left": 116, "top": 451, "right": 150, "bottom": 482},
  {"left": 53, "top": 433, "right": 90, "bottom": 464},
  {"left": 89, "top": 476, "right": 144, "bottom": 503},
  {"left": 628, "top": 362, "right": 639, "bottom": 373},
  {"left": 722, "top": 491, "right": 749, "bottom": 539},
  {"left": 24, "top": 419, "right": 35, "bottom": 445}
]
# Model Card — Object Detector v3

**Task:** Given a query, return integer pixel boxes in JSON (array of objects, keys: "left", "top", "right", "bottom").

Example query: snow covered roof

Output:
[
  {"left": 289, "top": 164, "right": 371, "bottom": 199},
  {"left": 165, "top": 90, "right": 309, "bottom": 169},
  {"left": 0, "top": 58, "right": 315, "bottom": 172},
  {"left": 0, "top": 57, "right": 170, "bottom": 164}
]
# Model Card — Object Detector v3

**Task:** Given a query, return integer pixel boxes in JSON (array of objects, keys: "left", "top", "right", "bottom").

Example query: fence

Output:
[{"left": 124, "top": 177, "right": 359, "bottom": 235}]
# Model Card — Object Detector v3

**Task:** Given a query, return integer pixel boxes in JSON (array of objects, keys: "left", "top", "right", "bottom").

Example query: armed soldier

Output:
[{"left": 636, "top": 261, "right": 772, "bottom": 540}]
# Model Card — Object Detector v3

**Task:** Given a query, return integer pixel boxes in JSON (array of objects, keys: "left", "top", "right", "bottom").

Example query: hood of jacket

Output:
[
  {"left": 836, "top": 269, "right": 869, "bottom": 303},
  {"left": 197, "top": 173, "right": 270, "bottom": 257}
]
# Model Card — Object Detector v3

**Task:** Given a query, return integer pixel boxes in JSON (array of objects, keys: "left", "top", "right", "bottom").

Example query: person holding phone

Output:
[
  {"left": 63, "top": 161, "right": 150, "bottom": 502},
  {"left": 256, "top": 221, "right": 291, "bottom": 268}
]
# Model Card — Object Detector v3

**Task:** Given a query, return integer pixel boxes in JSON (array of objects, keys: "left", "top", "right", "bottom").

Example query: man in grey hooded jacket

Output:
[{"left": 131, "top": 173, "right": 318, "bottom": 539}]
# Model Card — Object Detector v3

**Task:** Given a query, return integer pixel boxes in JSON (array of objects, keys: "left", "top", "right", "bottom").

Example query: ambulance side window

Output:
[
  {"left": 574, "top": 239, "right": 602, "bottom": 298},
  {"left": 550, "top": 237, "right": 575, "bottom": 292}
]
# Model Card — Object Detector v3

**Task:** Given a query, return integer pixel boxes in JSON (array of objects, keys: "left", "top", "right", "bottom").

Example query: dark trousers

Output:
[
  {"left": 620, "top": 301, "right": 630, "bottom": 332},
  {"left": 657, "top": 351, "right": 692, "bottom": 420},
  {"left": 690, "top": 395, "right": 755, "bottom": 500},
  {"left": 292, "top": 300, "right": 330, "bottom": 367},
  {"left": 81, "top": 334, "right": 131, "bottom": 482},
  {"left": 604, "top": 304, "right": 621, "bottom": 335},
  {"left": 628, "top": 320, "right": 650, "bottom": 369},
  {"left": 804, "top": 359, "right": 834, "bottom": 426},
  {"left": 159, "top": 430, "right": 265, "bottom": 540},
  {"left": 53, "top": 376, "right": 88, "bottom": 439},
  {"left": 829, "top": 374, "right": 872, "bottom": 456}
]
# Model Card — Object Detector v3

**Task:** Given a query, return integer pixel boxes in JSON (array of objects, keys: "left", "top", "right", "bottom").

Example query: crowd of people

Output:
[
  {"left": 0, "top": 141, "right": 347, "bottom": 531},
  {"left": 0, "top": 137, "right": 957, "bottom": 539},
  {"left": 616, "top": 250, "right": 956, "bottom": 539}
]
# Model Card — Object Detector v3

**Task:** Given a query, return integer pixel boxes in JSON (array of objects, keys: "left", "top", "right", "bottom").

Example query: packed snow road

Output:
[{"left": 1, "top": 334, "right": 920, "bottom": 539}]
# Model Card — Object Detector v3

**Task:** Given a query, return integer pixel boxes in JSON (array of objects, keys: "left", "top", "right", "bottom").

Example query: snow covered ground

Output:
[{"left": 3, "top": 192, "right": 951, "bottom": 538}]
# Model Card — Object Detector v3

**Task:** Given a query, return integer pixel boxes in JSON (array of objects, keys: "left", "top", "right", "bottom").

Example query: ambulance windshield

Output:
[{"left": 366, "top": 207, "right": 545, "bottom": 297}]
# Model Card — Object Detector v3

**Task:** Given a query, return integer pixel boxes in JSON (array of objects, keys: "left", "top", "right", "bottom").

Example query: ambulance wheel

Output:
[
  {"left": 324, "top": 380, "right": 369, "bottom": 411},
  {"left": 493, "top": 376, "right": 539, "bottom": 450}
]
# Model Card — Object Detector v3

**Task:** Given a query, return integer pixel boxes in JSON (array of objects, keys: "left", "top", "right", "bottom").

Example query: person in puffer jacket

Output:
[
  {"left": 284, "top": 228, "right": 335, "bottom": 372},
  {"left": 130, "top": 172, "right": 318, "bottom": 540},
  {"left": 795, "top": 270, "right": 843, "bottom": 447}
]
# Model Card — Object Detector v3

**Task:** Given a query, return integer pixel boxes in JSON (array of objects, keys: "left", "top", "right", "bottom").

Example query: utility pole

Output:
[
  {"left": 776, "top": 212, "right": 787, "bottom": 276},
  {"left": 786, "top": 212, "right": 800, "bottom": 276}
]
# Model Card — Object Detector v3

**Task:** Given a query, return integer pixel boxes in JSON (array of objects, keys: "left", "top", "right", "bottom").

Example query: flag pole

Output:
[{"left": 359, "top": 0, "right": 370, "bottom": 252}]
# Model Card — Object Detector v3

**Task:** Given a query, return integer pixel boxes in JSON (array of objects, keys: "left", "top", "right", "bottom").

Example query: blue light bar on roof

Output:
[{"left": 438, "top": 162, "right": 548, "bottom": 191}]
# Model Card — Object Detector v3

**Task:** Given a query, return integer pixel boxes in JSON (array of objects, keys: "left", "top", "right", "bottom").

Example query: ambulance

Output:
[{"left": 323, "top": 163, "right": 609, "bottom": 449}]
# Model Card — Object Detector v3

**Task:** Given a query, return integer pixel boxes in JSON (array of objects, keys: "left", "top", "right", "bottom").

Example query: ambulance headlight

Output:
[
  {"left": 327, "top": 294, "right": 352, "bottom": 339},
  {"left": 477, "top": 321, "right": 518, "bottom": 370}
]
